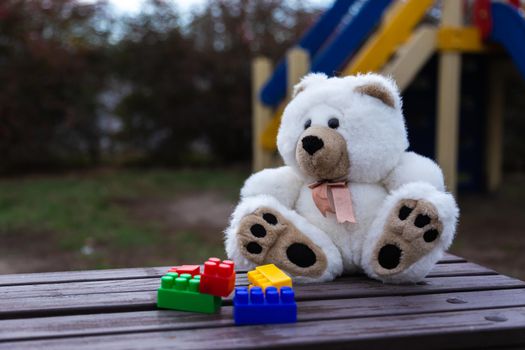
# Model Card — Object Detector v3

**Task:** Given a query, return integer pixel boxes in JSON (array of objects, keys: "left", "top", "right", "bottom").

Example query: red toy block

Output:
[
  {"left": 199, "top": 258, "right": 235, "bottom": 297},
  {"left": 167, "top": 265, "right": 201, "bottom": 277}
]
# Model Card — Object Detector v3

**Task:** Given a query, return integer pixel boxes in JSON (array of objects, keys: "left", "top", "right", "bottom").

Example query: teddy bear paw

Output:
[
  {"left": 236, "top": 207, "right": 328, "bottom": 278},
  {"left": 371, "top": 199, "right": 443, "bottom": 278}
]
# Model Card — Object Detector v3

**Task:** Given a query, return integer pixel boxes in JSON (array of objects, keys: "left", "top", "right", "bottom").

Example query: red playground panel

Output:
[
  {"left": 199, "top": 258, "right": 235, "bottom": 297},
  {"left": 474, "top": 0, "right": 492, "bottom": 39},
  {"left": 508, "top": 0, "right": 521, "bottom": 8},
  {"left": 167, "top": 265, "right": 201, "bottom": 277}
]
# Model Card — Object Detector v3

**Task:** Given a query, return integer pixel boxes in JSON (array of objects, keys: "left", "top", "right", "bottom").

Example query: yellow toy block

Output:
[{"left": 247, "top": 264, "right": 292, "bottom": 290}]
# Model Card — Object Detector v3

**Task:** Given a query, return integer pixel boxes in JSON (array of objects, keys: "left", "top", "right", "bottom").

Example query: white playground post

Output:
[
  {"left": 382, "top": 25, "right": 437, "bottom": 92},
  {"left": 252, "top": 57, "right": 273, "bottom": 171},
  {"left": 286, "top": 47, "right": 310, "bottom": 97},
  {"left": 436, "top": 0, "right": 463, "bottom": 194}
]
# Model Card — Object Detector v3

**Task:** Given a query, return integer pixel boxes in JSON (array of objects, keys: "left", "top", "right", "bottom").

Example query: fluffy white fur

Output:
[
  {"left": 240, "top": 167, "right": 303, "bottom": 208},
  {"left": 224, "top": 73, "right": 459, "bottom": 283},
  {"left": 224, "top": 194, "right": 343, "bottom": 283},
  {"left": 384, "top": 152, "right": 446, "bottom": 192},
  {"left": 361, "top": 182, "right": 459, "bottom": 283},
  {"left": 277, "top": 73, "right": 408, "bottom": 183}
]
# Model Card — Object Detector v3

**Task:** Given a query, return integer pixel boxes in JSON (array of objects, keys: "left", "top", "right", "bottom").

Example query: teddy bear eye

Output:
[
  {"left": 304, "top": 119, "right": 312, "bottom": 130},
  {"left": 328, "top": 118, "right": 339, "bottom": 129}
]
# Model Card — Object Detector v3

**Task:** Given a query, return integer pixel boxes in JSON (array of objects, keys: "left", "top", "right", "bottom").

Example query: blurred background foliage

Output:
[
  {"left": 0, "top": 0, "right": 326, "bottom": 273},
  {"left": 0, "top": 0, "right": 523, "bottom": 279},
  {"left": 0, "top": 0, "right": 319, "bottom": 173}
]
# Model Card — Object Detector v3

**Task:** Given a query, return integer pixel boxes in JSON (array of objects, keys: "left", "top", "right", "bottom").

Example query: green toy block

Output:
[{"left": 157, "top": 273, "right": 221, "bottom": 313}]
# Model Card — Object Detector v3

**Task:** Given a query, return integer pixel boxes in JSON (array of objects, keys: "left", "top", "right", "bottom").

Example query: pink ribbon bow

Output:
[{"left": 308, "top": 181, "right": 356, "bottom": 224}]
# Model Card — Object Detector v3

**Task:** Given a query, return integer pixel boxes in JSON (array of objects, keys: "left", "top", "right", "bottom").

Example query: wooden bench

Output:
[{"left": 0, "top": 254, "right": 524, "bottom": 349}]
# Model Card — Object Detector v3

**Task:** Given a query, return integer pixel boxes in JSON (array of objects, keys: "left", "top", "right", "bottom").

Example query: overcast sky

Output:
[
  {"left": 110, "top": 0, "right": 205, "bottom": 13},
  {"left": 104, "top": 0, "right": 331, "bottom": 14}
]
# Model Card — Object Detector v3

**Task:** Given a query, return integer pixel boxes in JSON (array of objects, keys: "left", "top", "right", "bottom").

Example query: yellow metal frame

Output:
[
  {"left": 437, "top": 26, "right": 485, "bottom": 52},
  {"left": 343, "top": 0, "right": 435, "bottom": 75},
  {"left": 258, "top": 0, "right": 490, "bottom": 154},
  {"left": 261, "top": 0, "right": 434, "bottom": 151},
  {"left": 261, "top": 107, "right": 284, "bottom": 150}
]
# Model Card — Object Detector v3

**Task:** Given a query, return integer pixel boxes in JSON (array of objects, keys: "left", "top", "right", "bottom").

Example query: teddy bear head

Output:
[{"left": 276, "top": 73, "right": 409, "bottom": 183}]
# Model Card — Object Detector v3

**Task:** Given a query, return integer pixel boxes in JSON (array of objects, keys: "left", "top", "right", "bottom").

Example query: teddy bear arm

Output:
[
  {"left": 383, "top": 151, "right": 446, "bottom": 192},
  {"left": 240, "top": 166, "right": 304, "bottom": 208}
]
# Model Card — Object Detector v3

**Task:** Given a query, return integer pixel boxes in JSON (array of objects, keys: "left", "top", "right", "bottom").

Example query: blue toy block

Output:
[{"left": 233, "top": 286, "right": 297, "bottom": 325}]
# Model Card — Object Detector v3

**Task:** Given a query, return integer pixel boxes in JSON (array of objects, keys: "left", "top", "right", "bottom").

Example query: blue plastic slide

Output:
[
  {"left": 310, "top": 0, "right": 392, "bottom": 78},
  {"left": 259, "top": 0, "right": 357, "bottom": 107},
  {"left": 260, "top": 0, "right": 392, "bottom": 107},
  {"left": 490, "top": 3, "right": 525, "bottom": 79}
]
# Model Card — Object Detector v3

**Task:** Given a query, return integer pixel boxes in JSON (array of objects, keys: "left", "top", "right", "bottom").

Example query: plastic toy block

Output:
[
  {"left": 199, "top": 258, "right": 235, "bottom": 297},
  {"left": 233, "top": 286, "right": 297, "bottom": 325},
  {"left": 167, "top": 265, "right": 200, "bottom": 276},
  {"left": 157, "top": 273, "right": 221, "bottom": 313},
  {"left": 247, "top": 264, "right": 292, "bottom": 291}
]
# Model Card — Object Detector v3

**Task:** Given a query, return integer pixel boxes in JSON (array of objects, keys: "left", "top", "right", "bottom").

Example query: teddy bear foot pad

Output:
[
  {"left": 372, "top": 199, "right": 444, "bottom": 277},
  {"left": 236, "top": 207, "right": 328, "bottom": 278}
]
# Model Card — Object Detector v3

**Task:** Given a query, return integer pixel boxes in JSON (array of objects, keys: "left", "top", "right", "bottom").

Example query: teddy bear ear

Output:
[
  {"left": 354, "top": 74, "right": 399, "bottom": 109},
  {"left": 292, "top": 73, "right": 328, "bottom": 98}
]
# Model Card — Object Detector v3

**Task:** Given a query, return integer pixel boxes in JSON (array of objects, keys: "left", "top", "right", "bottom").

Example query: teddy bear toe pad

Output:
[
  {"left": 237, "top": 207, "right": 328, "bottom": 278},
  {"left": 372, "top": 199, "right": 443, "bottom": 277}
]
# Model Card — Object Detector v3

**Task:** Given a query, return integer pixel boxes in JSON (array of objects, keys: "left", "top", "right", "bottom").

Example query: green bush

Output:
[{"left": 0, "top": 0, "right": 319, "bottom": 173}]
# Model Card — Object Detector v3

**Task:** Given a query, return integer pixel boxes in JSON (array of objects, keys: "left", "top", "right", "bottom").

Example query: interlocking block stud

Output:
[
  {"left": 167, "top": 265, "right": 200, "bottom": 277},
  {"left": 199, "top": 257, "right": 236, "bottom": 297},
  {"left": 233, "top": 286, "right": 297, "bottom": 325},
  {"left": 247, "top": 264, "right": 292, "bottom": 291},
  {"left": 157, "top": 272, "right": 221, "bottom": 313}
]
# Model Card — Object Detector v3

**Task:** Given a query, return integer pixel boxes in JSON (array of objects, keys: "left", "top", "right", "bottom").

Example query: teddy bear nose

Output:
[{"left": 302, "top": 135, "right": 324, "bottom": 155}]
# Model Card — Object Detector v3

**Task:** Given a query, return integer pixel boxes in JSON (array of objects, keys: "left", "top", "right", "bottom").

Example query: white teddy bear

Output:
[{"left": 225, "top": 73, "right": 459, "bottom": 284}]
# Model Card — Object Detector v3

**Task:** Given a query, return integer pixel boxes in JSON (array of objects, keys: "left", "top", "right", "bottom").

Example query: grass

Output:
[
  {"left": 2, "top": 167, "right": 524, "bottom": 280},
  {"left": 0, "top": 168, "right": 247, "bottom": 271}
]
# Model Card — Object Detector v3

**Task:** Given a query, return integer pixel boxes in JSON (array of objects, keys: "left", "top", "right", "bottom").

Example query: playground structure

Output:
[{"left": 251, "top": 0, "right": 525, "bottom": 193}]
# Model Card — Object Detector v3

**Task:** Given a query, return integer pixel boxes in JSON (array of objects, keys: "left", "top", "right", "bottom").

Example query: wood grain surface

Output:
[{"left": 0, "top": 254, "right": 523, "bottom": 350}]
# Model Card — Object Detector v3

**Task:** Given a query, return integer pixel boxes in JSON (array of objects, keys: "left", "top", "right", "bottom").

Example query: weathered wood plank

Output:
[
  {"left": 2, "top": 306, "right": 524, "bottom": 349},
  {"left": 235, "top": 262, "right": 494, "bottom": 284},
  {"left": 0, "top": 266, "right": 171, "bottom": 287},
  {"left": 1, "top": 274, "right": 523, "bottom": 318},
  {"left": 438, "top": 252, "right": 466, "bottom": 263},
  {"left": 0, "top": 268, "right": 510, "bottom": 302},
  {"left": 0, "top": 254, "right": 466, "bottom": 286},
  {"left": 0, "top": 262, "right": 494, "bottom": 301},
  {"left": 426, "top": 262, "right": 495, "bottom": 277},
  {"left": 0, "top": 278, "right": 159, "bottom": 300},
  {"left": 1, "top": 288, "right": 524, "bottom": 342}
]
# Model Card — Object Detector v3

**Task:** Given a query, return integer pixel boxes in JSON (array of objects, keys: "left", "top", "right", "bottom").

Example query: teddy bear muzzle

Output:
[{"left": 295, "top": 125, "right": 350, "bottom": 181}]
